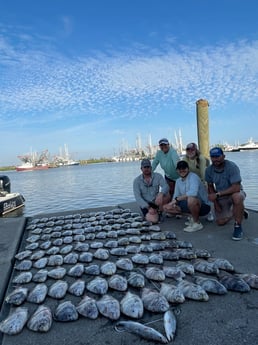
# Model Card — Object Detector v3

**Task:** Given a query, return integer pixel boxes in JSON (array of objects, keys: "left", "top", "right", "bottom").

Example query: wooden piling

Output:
[{"left": 196, "top": 99, "right": 210, "bottom": 159}]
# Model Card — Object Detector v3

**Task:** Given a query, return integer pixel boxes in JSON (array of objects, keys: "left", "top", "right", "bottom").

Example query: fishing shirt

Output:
[{"left": 152, "top": 148, "right": 180, "bottom": 181}]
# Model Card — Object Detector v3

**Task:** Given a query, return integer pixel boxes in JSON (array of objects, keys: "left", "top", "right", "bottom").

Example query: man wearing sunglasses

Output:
[
  {"left": 164, "top": 160, "right": 210, "bottom": 232},
  {"left": 133, "top": 158, "right": 170, "bottom": 223}
]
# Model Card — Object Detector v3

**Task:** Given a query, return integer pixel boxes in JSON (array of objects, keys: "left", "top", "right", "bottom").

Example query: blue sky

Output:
[{"left": 0, "top": 0, "right": 258, "bottom": 165}]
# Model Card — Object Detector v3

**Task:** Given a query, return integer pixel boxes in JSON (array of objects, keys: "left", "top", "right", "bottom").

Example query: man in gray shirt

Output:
[
  {"left": 205, "top": 147, "right": 246, "bottom": 241},
  {"left": 133, "top": 159, "right": 170, "bottom": 223}
]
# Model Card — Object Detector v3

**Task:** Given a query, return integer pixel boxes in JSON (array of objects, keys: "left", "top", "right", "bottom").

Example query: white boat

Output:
[
  {"left": 238, "top": 138, "right": 258, "bottom": 151},
  {"left": 53, "top": 144, "right": 80, "bottom": 166},
  {"left": 0, "top": 176, "right": 25, "bottom": 216}
]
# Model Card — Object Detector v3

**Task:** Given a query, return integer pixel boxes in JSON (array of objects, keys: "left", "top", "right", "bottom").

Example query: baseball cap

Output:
[
  {"left": 186, "top": 143, "right": 197, "bottom": 150},
  {"left": 141, "top": 159, "right": 151, "bottom": 168},
  {"left": 210, "top": 147, "right": 224, "bottom": 157},
  {"left": 176, "top": 160, "right": 189, "bottom": 170},
  {"left": 159, "top": 138, "right": 169, "bottom": 145}
]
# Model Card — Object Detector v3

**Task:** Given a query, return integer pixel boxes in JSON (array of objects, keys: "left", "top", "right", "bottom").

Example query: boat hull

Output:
[
  {"left": 0, "top": 193, "right": 25, "bottom": 216},
  {"left": 16, "top": 165, "right": 49, "bottom": 172}
]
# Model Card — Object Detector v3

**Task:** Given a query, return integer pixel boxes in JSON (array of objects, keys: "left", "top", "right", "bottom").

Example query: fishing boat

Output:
[
  {"left": 53, "top": 144, "right": 80, "bottom": 166},
  {"left": 0, "top": 176, "right": 25, "bottom": 216},
  {"left": 238, "top": 138, "right": 258, "bottom": 151},
  {"left": 16, "top": 149, "right": 49, "bottom": 171}
]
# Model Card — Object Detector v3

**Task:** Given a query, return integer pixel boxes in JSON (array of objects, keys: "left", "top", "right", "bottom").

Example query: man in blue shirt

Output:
[
  {"left": 164, "top": 160, "right": 210, "bottom": 232},
  {"left": 133, "top": 159, "right": 170, "bottom": 223},
  {"left": 205, "top": 147, "right": 246, "bottom": 241}
]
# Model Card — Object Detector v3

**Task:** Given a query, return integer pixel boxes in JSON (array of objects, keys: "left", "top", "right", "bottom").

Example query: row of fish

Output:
[{"left": 1, "top": 208, "right": 257, "bottom": 343}]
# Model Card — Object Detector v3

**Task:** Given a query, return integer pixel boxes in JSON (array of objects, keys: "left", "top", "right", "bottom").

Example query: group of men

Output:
[{"left": 133, "top": 141, "right": 246, "bottom": 241}]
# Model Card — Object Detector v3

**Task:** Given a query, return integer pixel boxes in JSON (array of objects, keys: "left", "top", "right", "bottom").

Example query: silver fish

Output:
[
  {"left": 131, "top": 254, "right": 149, "bottom": 265},
  {"left": 234, "top": 273, "right": 258, "bottom": 289},
  {"left": 78, "top": 252, "right": 93, "bottom": 263},
  {"left": 27, "top": 305, "right": 52, "bottom": 332},
  {"left": 218, "top": 272, "right": 250, "bottom": 292},
  {"left": 63, "top": 236, "right": 73, "bottom": 244},
  {"left": 115, "top": 321, "right": 168, "bottom": 344},
  {"left": 174, "top": 249, "right": 197, "bottom": 259},
  {"left": 97, "top": 294, "right": 120, "bottom": 320},
  {"left": 84, "top": 264, "right": 100, "bottom": 275},
  {"left": 145, "top": 267, "right": 166, "bottom": 281},
  {"left": 148, "top": 225, "right": 161, "bottom": 232},
  {"left": 60, "top": 245, "right": 73, "bottom": 255},
  {"left": 117, "top": 237, "right": 130, "bottom": 246},
  {"left": 104, "top": 240, "right": 118, "bottom": 248},
  {"left": 165, "top": 231, "right": 177, "bottom": 239},
  {"left": 12, "top": 271, "right": 33, "bottom": 284},
  {"left": 39, "top": 240, "right": 52, "bottom": 249},
  {"left": 93, "top": 248, "right": 110, "bottom": 260},
  {"left": 116, "top": 258, "right": 134, "bottom": 271},
  {"left": 108, "top": 274, "right": 128, "bottom": 291},
  {"left": 120, "top": 291, "right": 144, "bottom": 319},
  {"left": 151, "top": 233, "right": 166, "bottom": 241},
  {"left": 163, "top": 266, "right": 186, "bottom": 281},
  {"left": 52, "top": 238, "right": 63, "bottom": 246},
  {"left": 15, "top": 250, "right": 32, "bottom": 260},
  {"left": 74, "top": 242, "right": 89, "bottom": 252},
  {"left": 160, "top": 251, "right": 180, "bottom": 261},
  {"left": 208, "top": 258, "right": 235, "bottom": 272},
  {"left": 141, "top": 288, "right": 169, "bottom": 313},
  {"left": 110, "top": 247, "right": 128, "bottom": 256},
  {"left": 67, "top": 263, "right": 84, "bottom": 277},
  {"left": 128, "top": 272, "right": 145, "bottom": 288},
  {"left": 129, "top": 236, "right": 142, "bottom": 244},
  {"left": 194, "top": 276, "right": 228, "bottom": 295},
  {"left": 87, "top": 277, "right": 108, "bottom": 295},
  {"left": 164, "top": 310, "right": 177, "bottom": 341},
  {"left": 192, "top": 258, "right": 219, "bottom": 275},
  {"left": 100, "top": 262, "right": 117, "bottom": 275},
  {"left": 48, "top": 280, "right": 68, "bottom": 299},
  {"left": 0, "top": 307, "right": 29, "bottom": 335},
  {"left": 32, "top": 269, "right": 48, "bottom": 283},
  {"left": 26, "top": 234, "right": 41, "bottom": 243},
  {"left": 48, "top": 254, "right": 63, "bottom": 266},
  {"left": 48, "top": 267, "right": 66, "bottom": 279},
  {"left": 194, "top": 248, "right": 212, "bottom": 258},
  {"left": 54, "top": 300, "right": 78, "bottom": 322},
  {"left": 90, "top": 241, "right": 104, "bottom": 248},
  {"left": 68, "top": 279, "right": 86, "bottom": 296},
  {"left": 177, "top": 280, "right": 209, "bottom": 301},
  {"left": 46, "top": 246, "right": 60, "bottom": 255},
  {"left": 159, "top": 283, "right": 185, "bottom": 304},
  {"left": 33, "top": 257, "right": 48, "bottom": 269},
  {"left": 149, "top": 253, "right": 163, "bottom": 265},
  {"left": 25, "top": 243, "right": 39, "bottom": 250},
  {"left": 140, "top": 244, "right": 153, "bottom": 253},
  {"left": 63, "top": 252, "right": 79, "bottom": 264},
  {"left": 30, "top": 250, "right": 46, "bottom": 260},
  {"left": 15, "top": 259, "right": 32, "bottom": 271},
  {"left": 76, "top": 295, "right": 99, "bottom": 319},
  {"left": 126, "top": 245, "right": 140, "bottom": 254},
  {"left": 176, "top": 261, "right": 195, "bottom": 275},
  {"left": 5, "top": 287, "right": 28, "bottom": 306},
  {"left": 27, "top": 283, "right": 48, "bottom": 304}
]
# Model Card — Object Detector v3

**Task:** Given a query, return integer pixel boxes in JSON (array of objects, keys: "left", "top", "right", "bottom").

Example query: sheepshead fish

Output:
[
  {"left": 218, "top": 272, "right": 250, "bottom": 292},
  {"left": 177, "top": 280, "right": 209, "bottom": 301},
  {"left": 15, "top": 259, "right": 32, "bottom": 271},
  {"left": 207, "top": 258, "right": 235, "bottom": 272},
  {"left": 120, "top": 291, "right": 143, "bottom": 319},
  {"left": 54, "top": 301, "right": 78, "bottom": 322},
  {"left": 174, "top": 249, "right": 197, "bottom": 259},
  {"left": 108, "top": 274, "right": 128, "bottom": 291},
  {"left": 68, "top": 279, "right": 86, "bottom": 296},
  {"left": 48, "top": 280, "right": 68, "bottom": 299},
  {"left": 33, "top": 257, "right": 48, "bottom": 269},
  {"left": 93, "top": 248, "right": 110, "bottom": 260},
  {"left": 192, "top": 258, "right": 219, "bottom": 275},
  {"left": 194, "top": 248, "right": 212, "bottom": 258},
  {"left": 149, "top": 253, "right": 163, "bottom": 265},
  {"left": 132, "top": 254, "right": 149, "bottom": 265},
  {"left": 194, "top": 276, "right": 228, "bottom": 295},
  {"left": 234, "top": 273, "right": 258, "bottom": 289},
  {"left": 27, "top": 283, "right": 48, "bottom": 304},
  {"left": 5, "top": 287, "right": 28, "bottom": 306},
  {"left": 63, "top": 252, "right": 79, "bottom": 264},
  {"left": 32, "top": 269, "right": 48, "bottom": 283},
  {"left": 115, "top": 321, "right": 168, "bottom": 344},
  {"left": 116, "top": 258, "right": 134, "bottom": 271},
  {"left": 48, "top": 254, "right": 63, "bottom": 266},
  {"left": 145, "top": 267, "right": 166, "bottom": 282},
  {"left": 97, "top": 294, "right": 120, "bottom": 320},
  {"left": 87, "top": 277, "right": 108, "bottom": 295},
  {"left": 164, "top": 310, "right": 177, "bottom": 341},
  {"left": 79, "top": 252, "right": 93, "bottom": 263},
  {"left": 110, "top": 247, "right": 128, "bottom": 256},
  {"left": 0, "top": 307, "right": 29, "bottom": 335},
  {"left": 67, "top": 263, "right": 84, "bottom": 277},
  {"left": 76, "top": 295, "right": 99, "bottom": 319},
  {"left": 160, "top": 251, "right": 180, "bottom": 261},
  {"left": 15, "top": 250, "right": 32, "bottom": 260},
  {"left": 176, "top": 261, "right": 195, "bottom": 275},
  {"left": 30, "top": 250, "right": 45, "bottom": 260},
  {"left": 48, "top": 267, "right": 67, "bottom": 279},
  {"left": 100, "top": 261, "right": 117, "bottom": 275},
  {"left": 163, "top": 266, "right": 185, "bottom": 281},
  {"left": 128, "top": 272, "right": 145, "bottom": 288},
  {"left": 12, "top": 271, "right": 32, "bottom": 284},
  {"left": 141, "top": 288, "right": 169, "bottom": 313},
  {"left": 159, "top": 283, "right": 185, "bottom": 304},
  {"left": 84, "top": 264, "right": 100, "bottom": 275},
  {"left": 27, "top": 305, "right": 52, "bottom": 332}
]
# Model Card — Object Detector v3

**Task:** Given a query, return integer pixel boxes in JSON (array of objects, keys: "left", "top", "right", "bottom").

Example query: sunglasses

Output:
[{"left": 142, "top": 166, "right": 151, "bottom": 168}]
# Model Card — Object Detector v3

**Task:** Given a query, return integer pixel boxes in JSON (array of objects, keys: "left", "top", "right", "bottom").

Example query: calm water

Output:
[{"left": 5, "top": 150, "right": 258, "bottom": 217}]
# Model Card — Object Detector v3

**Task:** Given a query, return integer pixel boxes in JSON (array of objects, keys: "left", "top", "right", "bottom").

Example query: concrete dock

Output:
[{"left": 0, "top": 202, "right": 258, "bottom": 345}]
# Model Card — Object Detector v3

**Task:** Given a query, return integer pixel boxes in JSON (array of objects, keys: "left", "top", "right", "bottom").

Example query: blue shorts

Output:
[{"left": 178, "top": 200, "right": 210, "bottom": 216}]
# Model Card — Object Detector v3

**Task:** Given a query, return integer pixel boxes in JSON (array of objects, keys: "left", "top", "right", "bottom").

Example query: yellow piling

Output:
[{"left": 196, "top": 99, "right": 210, "bottom": 159}]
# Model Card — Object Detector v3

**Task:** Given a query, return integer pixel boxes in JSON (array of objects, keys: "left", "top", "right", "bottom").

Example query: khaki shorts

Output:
[{"left": 215, "top": 191, "right": 246, "bottom": 221}]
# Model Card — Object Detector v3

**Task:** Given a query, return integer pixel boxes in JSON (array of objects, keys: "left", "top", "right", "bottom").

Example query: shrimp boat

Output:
[
  {"left": 16, "top": 149, "right": 49, "bottom": 171},
  {"left": 0, "top": 176, "right": 25, "bottom": 216}
]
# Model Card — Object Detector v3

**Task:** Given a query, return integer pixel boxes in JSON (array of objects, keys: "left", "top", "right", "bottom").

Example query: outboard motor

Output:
[{"left": 0, "top": 175, "right": 11, "bottom": 193}]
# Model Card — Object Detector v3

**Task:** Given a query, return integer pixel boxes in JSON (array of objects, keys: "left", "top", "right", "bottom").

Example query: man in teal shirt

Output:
[{"left": 152, "top": 138, "right": 180, "bottom": 196}]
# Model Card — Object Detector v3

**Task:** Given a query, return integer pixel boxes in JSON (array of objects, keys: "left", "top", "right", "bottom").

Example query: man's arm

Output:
[{"left": 133, "top": 178, "right": 149, "bottom": 209}]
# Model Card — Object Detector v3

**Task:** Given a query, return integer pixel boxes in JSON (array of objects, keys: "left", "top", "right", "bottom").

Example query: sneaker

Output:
[
  {"left": 184, "top": 222, "right": 203, "bottom": 232},
  {"left": 175, "top": 214, "right": 182, "bottom": 219},
  {"left": 232, "top": 224, "right": 243, "bottom": 240},
  {"left": 185, "top": 217, "right": 193, "bottom": 226},
  {"left": 206, "top": 211, "right": 214, "bottom": 222},
  {"left": 244, "top": 209, "right": 249, "bottom": 219}
]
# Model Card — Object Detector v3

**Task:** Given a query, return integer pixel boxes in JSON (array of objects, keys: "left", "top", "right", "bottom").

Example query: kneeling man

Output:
[{"left": 164, "top": 160, "right": 210, "bottom": 232}]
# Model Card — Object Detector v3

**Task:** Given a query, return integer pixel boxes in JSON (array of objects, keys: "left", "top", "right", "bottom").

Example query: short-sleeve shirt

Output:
[{"left": 205, "top": 160, "right": 242, "bottom": 191}]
